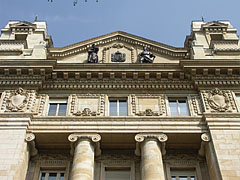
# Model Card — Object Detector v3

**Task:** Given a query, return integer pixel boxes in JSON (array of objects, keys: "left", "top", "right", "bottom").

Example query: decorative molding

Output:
[
  {"left": 201, "top": 88, "right": 237, "bottom": 113},
  {"left": 70, "top": 94, "right": 105, "bottom": 116},
  {"left": 68, "top": 133, "right": 101, "bottom": 156},
  {"left": 35, "top": 94, "right": 47, "bottom": 116},
  {"left": 189, "top": 95, "right": 203, "bottom": 116},
  {"left": 135, "top": 133, "right": 168, "bottom": 156},
  {"left": 131, "top": 94, "right": 166, "bottom": 116},
  {"left": 25, "top": 133, "right": 38, "bottom": 156}
]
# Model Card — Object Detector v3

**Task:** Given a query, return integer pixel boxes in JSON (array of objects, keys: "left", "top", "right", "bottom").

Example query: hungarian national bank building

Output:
[{"left": 0, "top": 20, "right": 239, "bottom": 180}]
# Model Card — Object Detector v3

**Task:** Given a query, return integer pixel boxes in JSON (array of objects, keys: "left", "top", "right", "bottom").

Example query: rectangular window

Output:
[
  {"left": 171, "top": 169, "right": 196, "bottom": 180},
  {"left": 105, "top": 167, "right": 130, "bottom": 180},
  {"left": 48, "top": 99, "right": 67, "bottom": 116},
  {"left": 40, "top": 171, "right": 65, "bottom": 180},
  {"left": 169, "top": 99, "right": 189, "bottom": 116},
  {"left": 109, "top": 99, "right": 128, "bottom": 116}
]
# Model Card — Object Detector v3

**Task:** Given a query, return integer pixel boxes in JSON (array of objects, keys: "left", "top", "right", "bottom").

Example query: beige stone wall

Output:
[
  {"left": 0, "top": 130, "right": 29, "bottom": 180},
  {"left": 209, "top": 130, "right": 240, "bottom": 180}
]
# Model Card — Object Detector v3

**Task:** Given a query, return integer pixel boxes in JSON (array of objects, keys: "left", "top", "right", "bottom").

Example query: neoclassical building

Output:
[{"left": 0, "top": 20, "right": 239, "bottom": 180}]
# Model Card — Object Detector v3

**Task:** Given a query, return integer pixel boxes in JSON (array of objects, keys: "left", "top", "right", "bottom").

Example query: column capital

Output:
[
  {"left": 25, "top": 133, "right": 38, "bottom": 156},
  {"left": 68, "top": 133, "right": 101, "bottom": 143},
  {"left": 199, "top": 133, "right": 211, "bottom": 157},
  {"left": 68, "top": 133, "right": 101, "bottom": 156},
  {"left": 135, "top": 133, "right": 168, "bottom": 143},
  {"left": 201, "top": 133, "right": 211, "bottom": 142},
  {"left": 135, "top": 133, "right": 168, "bottom": 156}
]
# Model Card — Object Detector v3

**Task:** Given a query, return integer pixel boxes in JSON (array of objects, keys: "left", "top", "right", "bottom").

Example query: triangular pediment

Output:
[
  {"left": 202, "top": 21, "right": 228, "bottom": 29},
  {"left": 48, "top": 31, "right": 188, "bottom": 61},
  {"left": 9, "top": 21, "right": 36, "bottom": 29}
]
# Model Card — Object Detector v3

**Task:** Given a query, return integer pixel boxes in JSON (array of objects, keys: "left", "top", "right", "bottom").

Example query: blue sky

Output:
[{"left": 0, "top": 0, "right": 239, "bottom": 48}]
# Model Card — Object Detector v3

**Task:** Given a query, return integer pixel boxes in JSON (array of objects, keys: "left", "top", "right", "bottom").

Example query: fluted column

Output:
[
  {"left": 135, "top": 133, "right": 168, "bottom": 180},
  {"left": 68, "top": 133, "right": 101, "bottom": 180}
]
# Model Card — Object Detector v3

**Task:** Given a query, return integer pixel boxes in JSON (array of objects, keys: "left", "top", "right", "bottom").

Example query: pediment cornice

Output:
[
  {"left": 48, "top": 31, "right": 188, "bottom": 59},
  {"left": 9, "top": 21, "right": 37, "bottom": 30}
]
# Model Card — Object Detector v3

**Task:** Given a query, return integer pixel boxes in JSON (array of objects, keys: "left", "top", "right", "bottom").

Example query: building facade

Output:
[{"left": 0, "top": 20, "right": 239, "bottom": 180}]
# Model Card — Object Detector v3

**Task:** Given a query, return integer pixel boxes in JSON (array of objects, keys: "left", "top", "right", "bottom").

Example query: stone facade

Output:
[{"left": 0, "top": 20, "right": 239, "bottom": 180}]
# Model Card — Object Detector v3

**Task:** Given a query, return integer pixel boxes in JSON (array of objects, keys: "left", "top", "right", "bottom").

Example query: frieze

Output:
[
  {"left": 201, "top": 88, "right": 237, "bottom": 113},
  {"left": 70, "top": 94, "right": 105, "bottom": 116},
  {"left": 131, "top": 94, "right": 167, "bottom": 116}
]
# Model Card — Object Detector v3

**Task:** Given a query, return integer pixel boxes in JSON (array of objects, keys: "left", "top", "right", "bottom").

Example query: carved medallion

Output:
[
  {"left": 208, "top": 88, "right": 230, "bottom": 112},
  {"left": 138, "top": 109, "right": 159, "bottom": 116},
  {"left": 6, "top": 88, "right": 29, "bottom": 112},
  {"left": 111, "top": 51, "right": 126, "bottom": 62},
  {"left": 73, "top": 108, "right": 97, "bottom": 116}
]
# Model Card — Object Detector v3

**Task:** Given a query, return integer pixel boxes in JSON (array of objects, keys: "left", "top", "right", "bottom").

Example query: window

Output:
[
  {"left": 169, "top": 99, "right": 189, "bottom": 116},
  {"left": 40, "top": 171, "right": 65, "bottom": 180},
  {"left": 109, "top": 99, "right": 128, "bottom": 116},
  {"left": 171, "top": 169, "right": 196, "bottom": 180},
  {"left": 48, "top": 99, "right": 67, "bottom": 116},
  {"left": 105, "top": 167, "right": 130, "bottom": 180}
]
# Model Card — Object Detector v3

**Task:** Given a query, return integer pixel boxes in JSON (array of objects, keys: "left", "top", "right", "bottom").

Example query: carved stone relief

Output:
[
  {"left": 201, "top": 88, "right": 237, "bottom": 113},
  {"left": 102, "top": 43, "right": 134, "bottom": 63},
  {"left": 70, "top": 94, "right": 105, "bottom": 116},
  {"left": 1, "top": 88, "right": 36, "bottom": 113},
  {"left": 131, "top": 94, "right": 166, "bottom": 116}
]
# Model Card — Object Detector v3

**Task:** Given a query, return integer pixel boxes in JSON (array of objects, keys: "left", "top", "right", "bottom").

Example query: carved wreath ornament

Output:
[
  {"left": 207, "top": 88, "right": 230, "bottom": 112},
  {"left": 6, "top": 87, "right": 29, "bottom": 112}
]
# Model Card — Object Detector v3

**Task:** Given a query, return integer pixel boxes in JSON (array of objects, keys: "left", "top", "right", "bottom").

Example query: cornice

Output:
[
  {"left": 29, "top": 116, "right": 206, "bottom": 133},
  {"left": 180, "top": 60, "right": 240, "bottom": 68}
]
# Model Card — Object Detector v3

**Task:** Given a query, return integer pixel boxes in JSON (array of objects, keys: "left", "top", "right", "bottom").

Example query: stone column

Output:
[
  {"left": 135, "top": 133, "right": 168, "bottom": 180},
  {"left": 68, "top": 133, "right": 101, "bottom": 180}
]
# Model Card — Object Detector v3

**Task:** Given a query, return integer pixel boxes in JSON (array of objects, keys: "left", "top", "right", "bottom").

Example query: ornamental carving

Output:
[
  {"left": 131, "top": 94, "right": 166, "bottom": 116},
  {"left": 137, "top": 109, "right": 159, "bottom": 116},
  {"left": 2, "top": 87, "right": 36, "bottom": 113},
  {"left": 111, "top": 51, "right": 126, "bottom": 62},
  {"left": 102, "top": 43, "right": 134, "bottom": 63},
  {"left": 70, "top": 94, "right": 105, "bottom": 116},
  {"left": 201, "top": 88, "right": 236, "bottom": 113},
  {"left": 73, "top": 108, "right": 97, "bottom": 116},
  {"left": 6, "top": 87, "right": 28, "bottom": 112}
]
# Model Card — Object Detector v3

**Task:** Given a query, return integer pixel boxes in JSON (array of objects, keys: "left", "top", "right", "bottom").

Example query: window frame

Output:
[
  {"left": 47, "top": 98, "right": 68, "bottom": 116},
  {"left": 165, "top": 161, "right": 203, "bottom": 180},
  {"left": 108, "top": 97, "right": 128, "bottom": 116},
  {"left": 168, "top": 97, "right": 190, "bottom": 116},
  {"left": 99, "top": 160, "right": 135, "bottom": 180},
  {"left": 39, "top": 171, "right": 65, "bottom": 180},
  {"left": 170, "top": 169, "right": 197, "bottom": 180}
]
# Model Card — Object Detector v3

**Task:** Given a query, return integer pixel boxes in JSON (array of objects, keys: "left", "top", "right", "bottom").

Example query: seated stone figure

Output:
[
  {"left": 139, "top": 46, "right": 156, "bottom": 63},
  {"left": 87, "top": 44, "right": 99, "bottom": 63}
]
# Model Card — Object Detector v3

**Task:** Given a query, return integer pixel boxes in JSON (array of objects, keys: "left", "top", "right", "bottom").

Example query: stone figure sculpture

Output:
[
  {"left": 87, "top": 44, "right": 99, "bottom": 63},
  {"left": 139, "top": 46, "right": 156, "bottom": 63}
]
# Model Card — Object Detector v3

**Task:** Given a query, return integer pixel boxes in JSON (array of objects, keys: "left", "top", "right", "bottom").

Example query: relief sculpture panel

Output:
[
  {"left": 70, "top": 94, "right": 105, "bottom": 116},
  {"left": 200, "top": 88, "right": 237, "bottom": 113},
  {"left": 131, "top": 94, "right": 167, "bottom": 116},
  {"left": 0, "top": 87, "right": 36, "bottom": 113}
]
